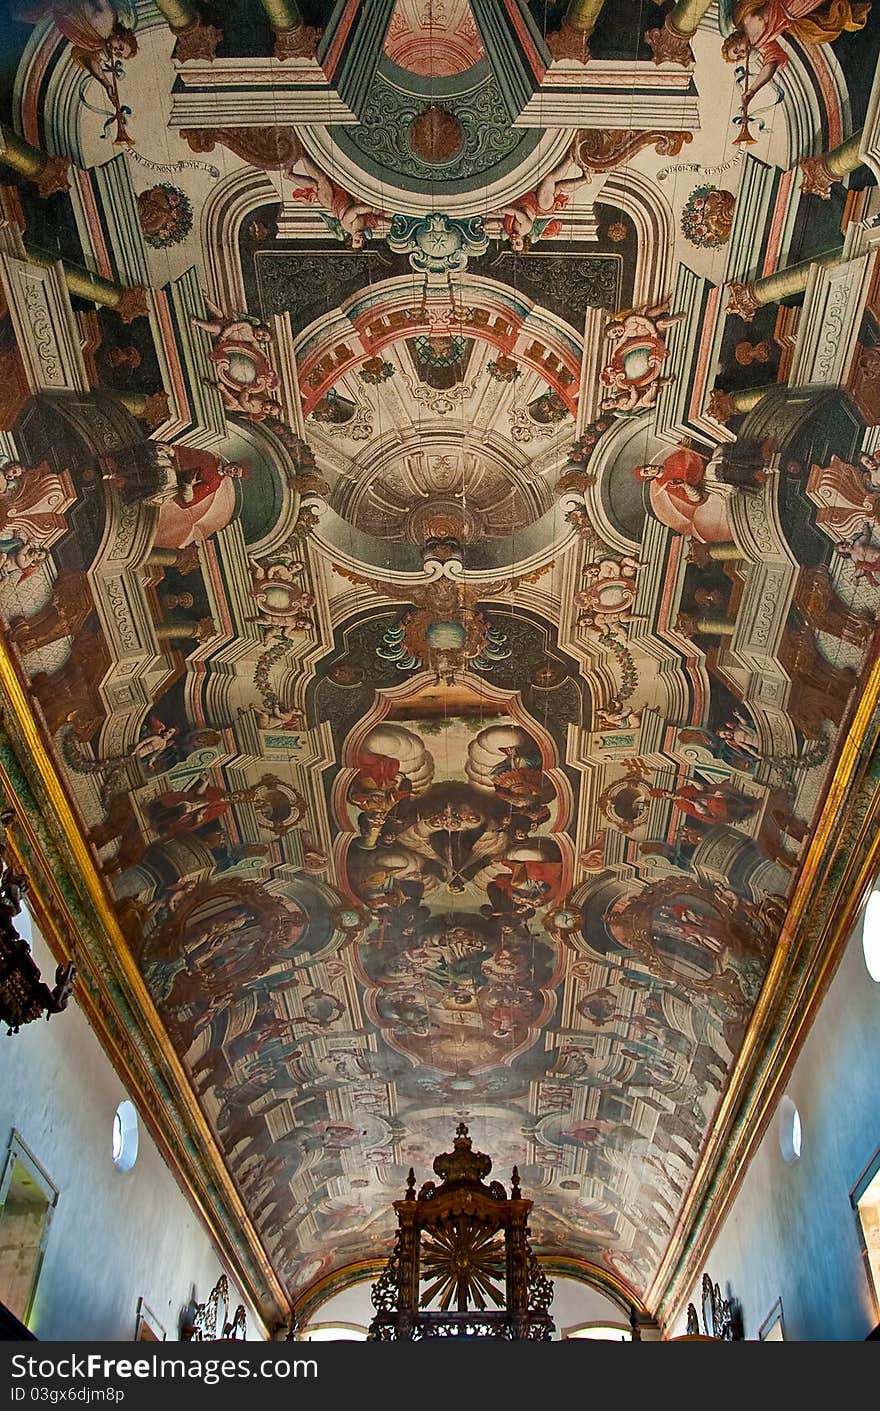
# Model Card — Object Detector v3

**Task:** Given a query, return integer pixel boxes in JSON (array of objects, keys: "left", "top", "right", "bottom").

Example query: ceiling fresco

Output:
[{"left": 1, "top": 0, "right": 880, "bottom": 1324}]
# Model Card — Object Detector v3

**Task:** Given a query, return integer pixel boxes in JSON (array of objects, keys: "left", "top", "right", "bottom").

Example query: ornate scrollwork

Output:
[
  {"left": 573, "top": 128, "right": 692, "bottom": 175},
  {"left": 183, "top": 1274, "right": 248, "bottom": 1341},
  {"left": 370, "top": 1231, "right": 403, "bottom": 1316},
  {"left": 526, "top": 1249, "right": 554, "bottom": 1315}
]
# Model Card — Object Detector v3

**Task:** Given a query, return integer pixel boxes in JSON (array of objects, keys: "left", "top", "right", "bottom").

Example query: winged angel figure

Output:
[
  {"left": 32, "top": 0, "right": 140, "bottom": 140},
  {"left": 718, "top": 0, "right": 869, "bottom": 111},
  {"left": 337, "top": 566, "right": 549, "bottom": 685}
]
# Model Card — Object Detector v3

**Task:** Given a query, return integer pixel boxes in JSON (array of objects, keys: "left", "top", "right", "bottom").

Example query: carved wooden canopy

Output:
[{"left": 368, "top": 1125, "right": 554, "bottom": 1340}]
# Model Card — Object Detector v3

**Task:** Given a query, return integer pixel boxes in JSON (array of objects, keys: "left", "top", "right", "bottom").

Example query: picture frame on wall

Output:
[
  {"left": 759, "top": 1298, "right": 785, "bottom": 1341},
  {"left": 135, "top": 1296, "right": 166, "bottom": 1342}
]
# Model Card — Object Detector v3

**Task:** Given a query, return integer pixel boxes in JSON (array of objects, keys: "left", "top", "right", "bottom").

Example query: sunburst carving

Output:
[{"left": 420, "top": 1217, "right": 506, "bottom": 1312}]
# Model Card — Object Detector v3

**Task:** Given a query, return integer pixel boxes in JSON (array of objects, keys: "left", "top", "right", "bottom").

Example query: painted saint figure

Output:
[
  {"left": 634, "top": 446, "right": 734, "bottom": 544},
  {"left": 146, "top": 773, "right": 235, "bottom": 838},
  {"left": 153, "top": 446, "right": 247, "bottom": 549},
  {"left": 650, "top": 779, "right": 759, "bottom": 827}
]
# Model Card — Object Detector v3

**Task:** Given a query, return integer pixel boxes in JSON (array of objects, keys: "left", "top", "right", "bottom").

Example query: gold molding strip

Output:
[
  {"left": 295, "top": 1259, "right": 384, "bottom": 1327},
  {"left": 537, "top": 1255, "right": 649, "bottom": 1317},
  {"left": 647, "top": 649, "right": 880, "bottom": 1325},
  {"left": 0, "top": 641, "right": 288, "bottom": 1330}
]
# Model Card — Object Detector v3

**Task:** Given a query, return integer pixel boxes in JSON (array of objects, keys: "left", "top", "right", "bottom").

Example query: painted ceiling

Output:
[{"left": 1, "top": 0, "right": 880, "bottom": 1328}]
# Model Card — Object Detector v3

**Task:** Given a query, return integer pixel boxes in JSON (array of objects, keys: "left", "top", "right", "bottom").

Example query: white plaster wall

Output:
[
  {"left": 0, "top": 906, "right": 264, "bottom": 1341},
  {"left": 671, "top": 904, "right": 880, "bottom": 1341},
  {"left": 546, "top": 1276, "right": 631, "bottom": 1338},
  {"left": 298, "top": 1279, "right": 373, "bottom": 1334}
]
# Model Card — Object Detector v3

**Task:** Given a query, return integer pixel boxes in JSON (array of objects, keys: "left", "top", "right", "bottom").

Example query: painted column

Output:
[
  {"left": 25, "top": 250, "right": 148, "bottom": 323},
  {"left": 687, "top": 540, "right": 744, "bottom": 567},
  {"left": 104, "top": 388, "right": 170, "bottom": 429},
  {"left": 645, "top": 0, "right": 715, "bottom": 67},
  {"left": 800, "top": 131, "right": 865, "bottom": 199},
  {"left": 153, "top": 0, "right": 223, "bottom": 62},
  {"left": 0, "top": 124, "right": 69, "bottom": 199},
  {"left": 258, "top": 0, "right": 320, "bottom": 60},
  {"left": 154, "top": 617, "right": 216, "bottom": 643},
  {"left": 676, "top": 611, "right": 737, "bottom": 637},
  {"left": 726, "top": 250, "right": 843, "bottom": 320},
  {"left": 547, "top": 0, "right": 606, "bottom": 62},
  {"left": 145, "top": 546, "right": 202, "bottom": 573},
  {"left": 260, "top": 0, "right": 301, "bottom": 26},
  {"left": 707, "top": 384, "right": 776, "bottom": 423}
]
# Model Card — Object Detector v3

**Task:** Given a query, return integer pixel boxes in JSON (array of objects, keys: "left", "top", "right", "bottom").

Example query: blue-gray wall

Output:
[
  {"left": 672, "top": 904, "right": 880, "bottom": 1340},
  {"left": 0, "top": 907, "right": 263, "bottom": 1341}
]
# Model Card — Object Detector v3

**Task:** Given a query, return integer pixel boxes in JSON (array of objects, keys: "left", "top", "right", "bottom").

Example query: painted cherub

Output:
[
  {"left": 0, "top": 537, "right": 48, "bottom": 583},
  {"left": 717, "top": 708, "right": 763, "bottom": 760},
  {"left": 836, "top": 522, "right": 880, "bottom": 586},
  {"left": 488, "top": 148, "right": 593, "bottom": 251},
  {"left": 249, "top": 698, "right": 306, "bottom": 732},
  {"left": 575, "top": 554, "right": 644, "bottom": 637},
  {"left": 284, "top": 152, "right": 382, "bottom": 248},
  {"left": 600, "top": 304, "right": 683, "bottom": 415},
  {"left": 193, "top": 295, "right": 282, "bottom": 420},
  {"left": 131, "top": 717, "right": 177, "bottom": 771},
  {"left": 249, "top": 559, "right": 315, "bottom": 638}
]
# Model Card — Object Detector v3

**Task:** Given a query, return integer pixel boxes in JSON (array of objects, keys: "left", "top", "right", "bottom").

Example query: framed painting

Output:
[{"left": 759, "top": 1299, "right": 785, "bottom": 1341}]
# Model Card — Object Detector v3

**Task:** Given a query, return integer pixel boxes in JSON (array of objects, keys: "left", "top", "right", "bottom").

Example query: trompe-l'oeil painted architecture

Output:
[{"left": 0, "top": 0, "right": 879, "bottom": 1346}]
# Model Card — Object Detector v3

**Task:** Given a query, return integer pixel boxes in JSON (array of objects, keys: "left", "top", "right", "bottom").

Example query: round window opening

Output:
[
  {"left": 778, "top": 1095, "right": 802, "bottom": 1165},
  {"left": 112, "top": 1100, "right": 139, "bottom": 1172},
  {"left": 862, "top": 890, "right": 880, "bottom": 982}
]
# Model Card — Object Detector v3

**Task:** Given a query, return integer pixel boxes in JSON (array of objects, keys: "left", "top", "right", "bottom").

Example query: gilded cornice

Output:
[
  {"left": 650, "top": 648, "right": 880, "bottom": 1327},
  {"left": 0, "top": 643, "right": 287, "bottom": 1333}
]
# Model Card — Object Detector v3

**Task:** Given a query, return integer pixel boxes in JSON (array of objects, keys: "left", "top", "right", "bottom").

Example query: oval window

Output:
[
  {"left": 112, "top": 1099, "right": 139, "bottom": 1172},
  {"left": 862, "top": 890, "right": 880, "bottom": 982},
  {"left": 778, "top": 1095, "right": 802, "bottom": 1165}
]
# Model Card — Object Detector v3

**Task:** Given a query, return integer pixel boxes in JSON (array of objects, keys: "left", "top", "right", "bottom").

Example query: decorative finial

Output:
[
  {"left": 405, "top": 1167, "right": 416, "bottom": 1200},
  {"left": 455, "top": 1122, "right": 469, "bottom": 1138},
  {"left": 511, "top": 1165, "right": 521, "bottom": 1197}
]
